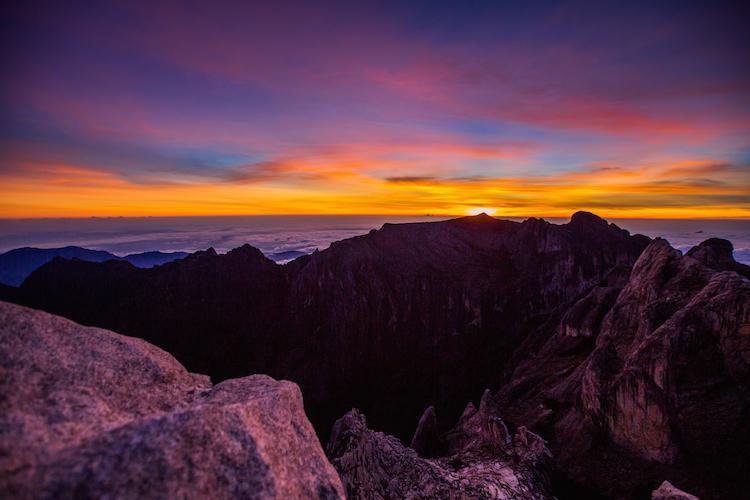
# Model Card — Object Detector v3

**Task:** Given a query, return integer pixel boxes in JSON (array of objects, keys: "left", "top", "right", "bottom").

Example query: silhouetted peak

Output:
[
  {"left": 471, "top": 212, "right": 493, "bottom": 219},
  {"left": 686, "top": 238, "right": 749, "bottom": 278},
  {"left": 227, "top": 243, "right": 264, "bottom": 257},
  {"left": 569, "top": 211, "right": 607, "bottom": 226},
  {"left": 633, "top": 236, "right": 748, "bottom": 283},
  {"left": 221, "top": 244, "right": 277, "bottom": 267},
  {"left": 462, "top": 212, "right": 496, "bottom": 223},
  {"left": 691, "top": 238, "right": 734, "bottom": 260},
  {"left": 521, "top": 217, "right": 550, "bottom": 229},
  {"left": 189, "top": 247, "right": 217, "bottom": 259}
]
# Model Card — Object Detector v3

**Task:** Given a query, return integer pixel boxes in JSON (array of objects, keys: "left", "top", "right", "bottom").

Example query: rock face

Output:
[
  {"left": 495, "top": 237, "right": 750, "bottom": 498},
  {"left": 0, "top": 301, "right": 344, "bottom": 499},
  {"left": 326, "top": 408, "right": 552, "bottom": 499}
]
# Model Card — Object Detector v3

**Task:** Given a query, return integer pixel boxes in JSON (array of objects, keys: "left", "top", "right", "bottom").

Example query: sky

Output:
[{"left": 1, "top": 0, "right": 749, "bottom": 218}]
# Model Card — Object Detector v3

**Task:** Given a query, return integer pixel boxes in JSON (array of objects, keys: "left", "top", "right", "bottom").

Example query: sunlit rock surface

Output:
[{"left": 0, "top": 301, "right": 344, "bottom": 499}]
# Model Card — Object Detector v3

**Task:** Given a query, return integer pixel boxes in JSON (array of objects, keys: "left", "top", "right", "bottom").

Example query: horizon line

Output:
[{"left": 2, "top": 213, "right": 749, "bottom": 222}]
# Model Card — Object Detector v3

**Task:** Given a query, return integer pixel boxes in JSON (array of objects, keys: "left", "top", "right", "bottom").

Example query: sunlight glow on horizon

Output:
[
  {"left": 1, "top": 157, "right": 748, "bottom": 220},
  {"left": 467, "top": 208, "right": 497, "bottom": 216}
]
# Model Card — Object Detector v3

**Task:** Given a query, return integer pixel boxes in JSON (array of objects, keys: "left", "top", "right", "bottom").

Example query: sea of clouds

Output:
[{"left": 0, "top": 215, "right": 748, "bottom": 264}]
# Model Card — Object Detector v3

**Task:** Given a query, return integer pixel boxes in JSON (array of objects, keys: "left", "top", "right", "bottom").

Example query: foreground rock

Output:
[
  {"left": 0, "top": 301, "right": 344, "bottom": 499},
  {"left": 327, "top": 405, "right": 552, "bottom": 499},
  {"left": 652, "top": 481, "right": 699, "bottom": 500}
]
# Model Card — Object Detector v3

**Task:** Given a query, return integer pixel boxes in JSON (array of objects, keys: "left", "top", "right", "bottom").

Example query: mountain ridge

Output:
[
  {"left": 4, "top": 212, "right": 747, "bottom": 497},
  {"left": 3, "top": 213, "right": 648, "bottom": 435},
  {"left": 0, "top": 246, "right": 190, "bottom": 286}
]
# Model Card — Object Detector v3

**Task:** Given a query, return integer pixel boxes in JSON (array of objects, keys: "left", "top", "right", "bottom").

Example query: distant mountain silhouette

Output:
[
  {"left": 4, "top": 212, "right": 749, "bottom": 497},
  {"left": 268, "top": 249, "right": 308, "bottom": 262},
  {"left": 115, "top": 250, "right": 191, "bottom": 268},
  {"left": 0, "top": 246, "right": 189, "bottom": 286}
]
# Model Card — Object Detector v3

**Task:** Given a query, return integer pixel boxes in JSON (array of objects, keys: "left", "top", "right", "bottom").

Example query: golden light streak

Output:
[{"left": 1, "top": 158, "right": 748, "bottom": 219}]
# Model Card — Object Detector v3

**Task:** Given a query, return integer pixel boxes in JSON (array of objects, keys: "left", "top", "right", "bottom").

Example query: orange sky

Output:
[{"left": 2, "top": 159, "right": 748, "bottom": 219}]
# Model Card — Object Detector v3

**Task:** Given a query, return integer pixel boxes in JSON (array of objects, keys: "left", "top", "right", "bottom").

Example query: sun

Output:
[{"left": 466, "top": 207, "right": 497, "bottom": 216}]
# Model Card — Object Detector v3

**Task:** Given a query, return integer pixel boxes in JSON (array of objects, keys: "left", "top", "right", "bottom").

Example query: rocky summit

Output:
[
  {"left": 0, "top": 301, "right": 344, "bottom": 499},
  {"left": 2, "top": 213, "right": 748, "bottom": 498}
]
